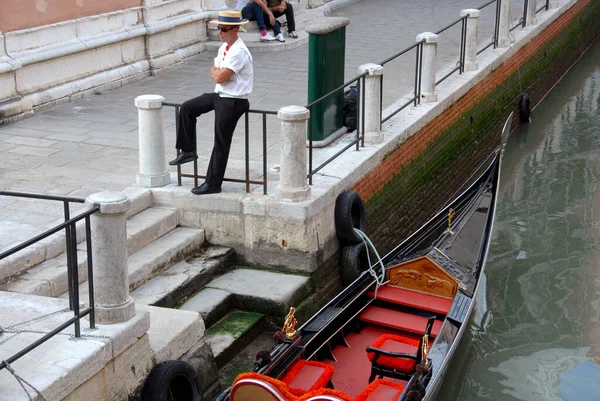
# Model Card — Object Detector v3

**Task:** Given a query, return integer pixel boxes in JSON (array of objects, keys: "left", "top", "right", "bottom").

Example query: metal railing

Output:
[
  {"left": 164, "top": 102, "right": 273, "bottom": 194},
  {"left": 0, "top": 191, "right": 99, "bottom": 372},
  {"left": 305, "top": 73, "right": 366, "bottom": 184},
  {"left": 435, "top": 15, "right": 469, "bottom": 86}
]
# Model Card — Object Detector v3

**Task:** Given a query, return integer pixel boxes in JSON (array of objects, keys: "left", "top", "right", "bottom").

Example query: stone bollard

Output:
[
  {"left": 526, "top": 0, "right": 537, "bottom": 26},
  {"left": 135, "top": 95, "right": 171, "bottom": 188},
  {"left": 461, "top": 9, "right": 480, "bottom": 72},
  {"left": 276, "top": 106, "right": 311, "bottom": 202},
  {"left": 416, "top": 32, "right": 439, "bottom": 103},
  {"left": 86, "top": 192, "right": 135, "bottom": 324},
  {"left": 498, "top": 0, "right": 512, "bottom": 47},
  {"left": 549, "top": 0, "right": 559, "bottom": 9},
  {"left": 358, "top": 63, "right": 384, "bottom": 144}
]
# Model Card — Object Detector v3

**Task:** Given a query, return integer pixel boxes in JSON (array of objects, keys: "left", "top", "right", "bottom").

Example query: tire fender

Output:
[
  {"left": 340, "top": 242, "right": 369, "bottom": 287},
  {"left": 334, "top": 190, "right": 367, "bottom": 246},
  {"left": 143, "top": 360, "right": 203, "bottom": 401},
  {"left": 519, "top": 94, "right": 531, "bottom": 122}
]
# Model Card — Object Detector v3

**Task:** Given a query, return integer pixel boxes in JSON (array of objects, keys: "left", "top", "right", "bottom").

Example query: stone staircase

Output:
[{"left": 0, "top": 186, "right": 313, "bottom": 371}]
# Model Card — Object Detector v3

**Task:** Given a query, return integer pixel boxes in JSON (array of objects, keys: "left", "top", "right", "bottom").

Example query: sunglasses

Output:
[{"left": 218, "top": 26, "right": 236, "bottom": 33}]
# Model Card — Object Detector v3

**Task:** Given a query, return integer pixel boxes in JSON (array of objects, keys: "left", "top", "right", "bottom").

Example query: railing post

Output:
[
  {"left": 525, "top": 0, "right": 537, "bottom": 26},
  {"left": 358, "top": 64, "right": 384, "bottom": 144},
  {"left": 461, "top": 9, "right": 480, "bottom": 72},
  {"left": 277, "top": 106, "right": 311, "bottom": 202},
  {"left": 86, "top": 192, "right": 135, "bottom": 324},
  {"left": 548, "top": 0, "right": 559, "bottom": 9},
  {"left": 498, "top": 0, "right": 512, "bottom": 47},
  {"left": 135, "top": 95, "right": 171, "bottom": 188},
  {"left": 416, "top": 32, "right": 439, "bottom": 103}
]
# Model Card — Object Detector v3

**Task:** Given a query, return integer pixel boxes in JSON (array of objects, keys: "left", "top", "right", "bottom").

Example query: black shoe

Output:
[
  {"left": 191, "top": 183, "right": 222, "bottom": 195},
  {"left": 169, "top": 151, "right": 198, "bottom": 166}
]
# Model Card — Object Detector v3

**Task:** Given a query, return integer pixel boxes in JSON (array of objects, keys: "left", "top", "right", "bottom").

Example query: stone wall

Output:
[
  {"left": 0, "top": 0, "right": 225, "bottom": 124},
  {"left": 353, "top": 0, "right": 600, "bottom": 255}
]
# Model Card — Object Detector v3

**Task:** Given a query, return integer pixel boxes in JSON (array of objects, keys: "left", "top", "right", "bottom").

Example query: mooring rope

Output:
[
  {"left": 2, "top": 360, "right": 47, "bottom": 401},
  {"left": 354, "top": 228, "right": 386, "bottom": 297}
]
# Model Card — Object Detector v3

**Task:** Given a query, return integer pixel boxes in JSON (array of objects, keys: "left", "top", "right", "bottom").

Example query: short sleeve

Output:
[{"left": 222, "top": 49, "right": 249, "bottom": 74}]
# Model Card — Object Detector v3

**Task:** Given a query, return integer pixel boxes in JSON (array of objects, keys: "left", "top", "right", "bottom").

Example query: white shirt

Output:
[{"left": 214, "top": 37, "right": 253, "bottom": 98}]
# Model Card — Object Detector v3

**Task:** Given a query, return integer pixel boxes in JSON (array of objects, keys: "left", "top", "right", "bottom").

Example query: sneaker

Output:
[
  {"left": 275, "top": 33, "right": 286, "bottom": 42},
  {"left": 260, "top": 32, "right": 276, "bottom": 42},
  {"left": 288, "top": 31, "right": 298, "bottom": 39}
]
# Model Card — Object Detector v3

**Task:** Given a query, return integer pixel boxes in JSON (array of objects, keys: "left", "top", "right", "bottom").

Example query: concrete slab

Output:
[{"left": 206, "top": 268, "right": 311, "bottom": 315}]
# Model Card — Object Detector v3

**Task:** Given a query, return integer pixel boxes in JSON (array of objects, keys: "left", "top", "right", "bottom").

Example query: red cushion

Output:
[
  {"left": 355, "top": 379, "right": 406, "bottom": 401},
  {"left": 282, "top": 360, "right": 335, "bottom": 396},
  {"left": 367, "top": 334, "right": 420, "bottom": 373}
]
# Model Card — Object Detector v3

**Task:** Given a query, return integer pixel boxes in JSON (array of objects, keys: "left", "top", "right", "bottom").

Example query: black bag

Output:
[{"left": 343, "top": 86, "right": 357, "bottom": 132}]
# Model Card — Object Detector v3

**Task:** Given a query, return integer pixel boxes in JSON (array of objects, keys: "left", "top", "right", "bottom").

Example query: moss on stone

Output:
[{"left": 206, "top": 311, "right": 264, "bottom": 338}]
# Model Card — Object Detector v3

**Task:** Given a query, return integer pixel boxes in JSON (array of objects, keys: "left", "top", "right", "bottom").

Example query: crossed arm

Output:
[{"left": 211, "top": 66, "right": 234, "bottom": 84}]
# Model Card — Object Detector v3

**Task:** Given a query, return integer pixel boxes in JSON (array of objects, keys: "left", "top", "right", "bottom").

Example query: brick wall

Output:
[{"left": 351, "top": 0, "right": 600, "bottom": 255}]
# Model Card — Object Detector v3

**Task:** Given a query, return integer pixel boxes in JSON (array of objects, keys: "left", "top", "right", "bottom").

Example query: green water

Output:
[{"left": 437, "top": 39, "right": 600, "bottom": 401}]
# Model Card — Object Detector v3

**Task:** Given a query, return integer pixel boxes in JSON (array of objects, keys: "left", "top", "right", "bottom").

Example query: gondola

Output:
[{"left": 215, "top": 113, "right": 512, "bottom": 401}]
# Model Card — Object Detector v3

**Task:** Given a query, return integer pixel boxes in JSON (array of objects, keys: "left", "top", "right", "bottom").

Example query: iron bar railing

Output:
[
  {"left": 474, "top": 0, "right": 500, "bottom": 53},
  {"left": 305, "top": 72, "right": 367, "bottom": 184},
  {"left": 522, "top": 0, "right": 529, "bottom": 27},
  {"left": 434, "top": 15, "right": 468, "bottom": 86},
  {"left": 379, "top": 40, "right": 424, "bottom": 124},
  {"left": 164, "top": 102, "right": 273, "bottom": 194},
  {"left": 537, "top": 0, "right": 549, "bottom": 14},
  {"left": 0, "top": 190, "right": 99, "bottom": 372}
]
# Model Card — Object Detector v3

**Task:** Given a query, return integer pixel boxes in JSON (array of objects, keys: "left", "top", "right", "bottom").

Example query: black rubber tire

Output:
[
  {"left": 334, "top": 190, "right": 367, "bottom": 246},
  {"left": 340, "top": 242, "right": 369, "bottom": 287},
  {"left": 142, "top": 360, "right": 202, "bottom": 401},
  {"left": 519, "top": 94, "right": 531, "bottom": 122}
]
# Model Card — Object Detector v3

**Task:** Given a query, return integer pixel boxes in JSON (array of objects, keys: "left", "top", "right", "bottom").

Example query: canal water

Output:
[{"left": 437, "top": 40, "right": 600, "bottom": 400}]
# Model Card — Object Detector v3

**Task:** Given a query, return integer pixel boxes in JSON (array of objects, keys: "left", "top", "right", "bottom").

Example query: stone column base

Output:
[
  {"left": 96, "top": 297, "right": 136, "bottom": 324},
  {"left": 464, "top": 61, "right": 479, "bottom": 72},
  {"left": 137, "top": 172, "right": 171, "bottom": 188},
  {"left": 421, "top": 92, "right": 438, "bottom": 103},
  {"left": 365, "top": 131, "right": 384, "bottom": 145},
  {"left": 276, "top": 185, "right": 311, "bottom": 202}
]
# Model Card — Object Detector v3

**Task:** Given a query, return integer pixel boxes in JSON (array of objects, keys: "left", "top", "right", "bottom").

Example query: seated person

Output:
[{"left": 241, "top": 0, "right": 297, "bottom": 42}]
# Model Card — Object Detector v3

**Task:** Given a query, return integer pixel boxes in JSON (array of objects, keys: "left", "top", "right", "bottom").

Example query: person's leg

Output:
[
  {"left": 203, "top": 97, "right": 249, "bottom": 188},
  {"left": 284, "top": 2, "right": 296, "bottom": 33},
  {"left": 246, "top": 2, "right": 266, "bottom": 31},
  {"left": 175, "top": 93, "right": 215, "bottom": 152}
]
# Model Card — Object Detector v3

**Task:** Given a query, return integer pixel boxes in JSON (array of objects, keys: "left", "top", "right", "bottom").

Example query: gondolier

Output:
[{"left": 169, "top": 10, "right": 253, "bottom": 196}]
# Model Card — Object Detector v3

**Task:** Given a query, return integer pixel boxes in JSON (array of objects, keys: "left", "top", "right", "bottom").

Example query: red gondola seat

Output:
[
  {"left": 366, "top": 317, "right": 435, "bottom": 382},
  {"left": 282, "top": 360, "right": 335, "bottom": 396},
  {"left": 355, "top": 379, "right": 406, "bottom": 401}
]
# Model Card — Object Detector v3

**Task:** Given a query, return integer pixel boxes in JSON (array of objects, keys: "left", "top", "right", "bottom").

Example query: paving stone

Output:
[
  {"left": 8, "top": 146, "right": 60, "bottom": 157},
  {"left": 178, "top": 288, "right": 232, "bottom": 327}
]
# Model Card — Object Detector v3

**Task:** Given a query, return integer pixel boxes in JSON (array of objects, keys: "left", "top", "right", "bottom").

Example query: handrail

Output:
[{"left": 0, "top": 191, "right": 99, "bottom": 373}]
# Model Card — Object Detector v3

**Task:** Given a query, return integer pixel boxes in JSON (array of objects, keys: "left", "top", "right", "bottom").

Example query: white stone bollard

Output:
[
  {"left": 498, "top": 0, "right": 512, "bottom": 47},
  {"left": 358, "top": 63, "right": 384, "bottom": 144},
  {"left": 277, "top": 106, "right": 311, "bottom": 202},
  {"left": 549, "top": 0, "right": 559, "bottom": 9},
  {"left": 461, "top": 9, "right": 480, "bottom": 72},
  {"left": 86, "top": 192, "right": 135, "bottom": 324},
  {"left": 416, "top": 32, "right": 439, "bottom": 103},
  {"left": 526, "top": 0, "right": 538, "bottom": 26},
  {"left": 135, "top": 95, "right": 171, "bottom": 188}
]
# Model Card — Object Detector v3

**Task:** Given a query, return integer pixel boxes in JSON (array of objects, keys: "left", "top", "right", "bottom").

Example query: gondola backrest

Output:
[{"left": 386, "top": 256, "right": 458, "bottom": 299}]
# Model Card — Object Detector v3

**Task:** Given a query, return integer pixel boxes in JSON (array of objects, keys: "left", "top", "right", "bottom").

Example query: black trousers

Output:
[
  {"left": 176, "top": 93, "right": 249, "bottom": 187},
  {"left": 273, "top": 2, "right": 295, "bottom": 33}
]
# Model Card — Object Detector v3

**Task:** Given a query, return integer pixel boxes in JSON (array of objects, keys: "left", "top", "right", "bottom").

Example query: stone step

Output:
[
  {"left": 205, "top": 29, "right": 308, "bottom": 53},
  {"left": 5, "top": 227, "right": 204, "bottom": 298},
  {"left": 205, "top": 310, "right": 265, "bottom": 368},
  {"left": 179, "top": 267, "right": 311, "bottom": 329},
  {"left": 124, "top": 207, "right": 178, "bottom": 256},
  {"left": 0, "top": 187, "right": 153, "bottom": 284},
  {"left": 131, "top": 245, "right": 235, "bottom": 308}
]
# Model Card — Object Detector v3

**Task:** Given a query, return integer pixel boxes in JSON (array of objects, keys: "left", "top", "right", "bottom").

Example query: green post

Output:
[{"left": 305, "top": 17, "right": 350, "bottom": 146}]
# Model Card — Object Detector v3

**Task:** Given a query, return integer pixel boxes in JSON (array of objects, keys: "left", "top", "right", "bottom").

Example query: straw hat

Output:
[{"left": 210, "top": 10, "right": 249, "bottom": 25}]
